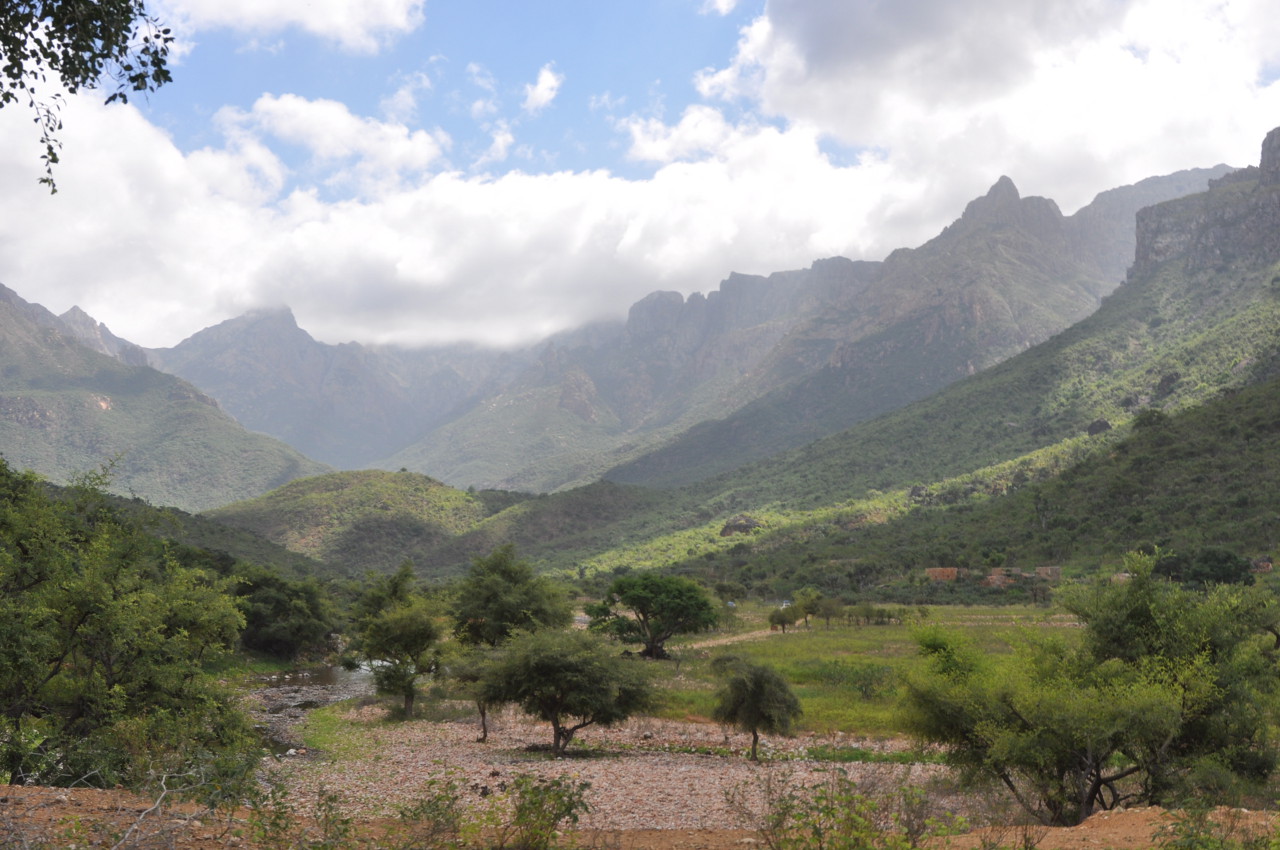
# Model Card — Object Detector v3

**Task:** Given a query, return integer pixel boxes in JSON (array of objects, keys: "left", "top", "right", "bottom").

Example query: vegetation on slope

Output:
[
  {"left": 0, "top": 286, "right": 331, "bottom": 512},
  {"left": 205, "top": 469, "right": 537, "bottom": 576}
]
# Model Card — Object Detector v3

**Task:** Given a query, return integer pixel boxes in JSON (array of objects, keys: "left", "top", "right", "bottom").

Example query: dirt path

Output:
[{"left": 686, "top": 627, "right": 777, "bottom": 650}]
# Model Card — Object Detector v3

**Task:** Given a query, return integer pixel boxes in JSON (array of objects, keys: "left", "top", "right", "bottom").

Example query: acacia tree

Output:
[
  {"left": 587, "top": 573, "right": 718, "bottom": 659},
  {"left": 903, "top": 551, "right": 1280, "bottom": 825},
  {"left": 711, "top": 657, "right": 802, "bottom": 761},
  {"left": 768, "top": 606, "right": 798, "bottom": 633},
  {"left": 791, "top": 587, "right": 822, "bottom": 628},
  {"left": 452, "top": 544, "right": 572, "bottom": 647},
  {"left": 483, "top": 630, "right": 653, "bottom": 756},
  {"left": 360, "top": 599, "right": 441, "bottom": 718},
  {"left": 1, "top": 0, "right": 174, "bottom": 188},
  {"left": 0, "top": 461, "right": 251, "bottom": 787}
]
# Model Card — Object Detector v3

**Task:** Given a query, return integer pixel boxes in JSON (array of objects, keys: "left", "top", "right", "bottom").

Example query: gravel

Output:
[{"left": 268, "top": 702, "right": 949, "bottom": 832}]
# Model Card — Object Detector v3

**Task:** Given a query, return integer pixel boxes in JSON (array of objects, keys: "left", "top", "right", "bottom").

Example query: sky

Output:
[{"left": 0, "top": 0, "right": 1278, "bottom": 350}]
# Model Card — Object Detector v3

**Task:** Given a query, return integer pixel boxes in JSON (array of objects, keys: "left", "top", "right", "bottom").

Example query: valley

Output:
[{"left": 1, "top": 127, "right": 1279, "bottom": 849}]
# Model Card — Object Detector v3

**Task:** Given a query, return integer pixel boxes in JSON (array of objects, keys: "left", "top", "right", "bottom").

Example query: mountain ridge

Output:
[
  {"left": 113, "top": 165, "right": 1230, "bottom": 494},
  {"left": 0, "top": 285, "right": 331, "bottom": 511}
]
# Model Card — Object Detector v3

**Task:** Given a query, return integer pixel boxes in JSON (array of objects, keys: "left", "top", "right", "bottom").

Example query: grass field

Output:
[{"left": 654, "top": 602, "right": 1074, "bottom": 736}]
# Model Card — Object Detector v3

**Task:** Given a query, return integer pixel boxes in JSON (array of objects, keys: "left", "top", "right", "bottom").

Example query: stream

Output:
[{"left": 247, "top": 666, "right": 374, "bottom": 755}]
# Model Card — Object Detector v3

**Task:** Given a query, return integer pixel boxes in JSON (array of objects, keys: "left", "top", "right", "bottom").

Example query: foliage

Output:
[
  {"left": 769, "top": 606, "right": 799, "bottom": 632},
  {"left": 791, "top": 587, "right": 822, "bottom": 627},
  {"left": 482, "top": 629, "right": 653, "bottom": 755},
  {"left": 232, "top": 561, "right": 335, "bottom": 659},
  {"left": 357, "top": 595, "right": 442, "bottom": 718},
  {"left": 488, "top": 774, "right": 591, "bottom": 850},
  {"left": 903, "top": 552, "right": 1280, "bottom": 825},
  {"left": 710, "top": 656, "right": 803, "bottom": 761},
  {"left": 587, "top": 572, "right": 718, "bottom": 658},
  {"left": 726, "top": 768, "right": 965, "bottom": 850},
  {"left": 205, "top": 470, "right": 491, "bottom": 576},
  {"left": 452, "top": 544, "right": 572, "bottom": 647},
  {"left": 0, "top": 0, "right": 173, "bottom": 188},
  {"left": 0, "top": 459, "right": 254, "bottom": 788}
]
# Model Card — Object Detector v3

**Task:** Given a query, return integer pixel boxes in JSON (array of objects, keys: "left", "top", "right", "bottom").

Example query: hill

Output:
[
  {"left": 557, "top": 128, "right": 1280, "bottom": 585},
  {"left": 204, "top": 469, "right": 536, "bottom": 576},
  {"left": 132, "top": 169, "right": 1226, "bottom": 495},
  {"left": 0, "top": 286, "right": 330, "bottom": 512},
  {"left": 196, "top": 134, "right": 1278, "bottom": 584}
]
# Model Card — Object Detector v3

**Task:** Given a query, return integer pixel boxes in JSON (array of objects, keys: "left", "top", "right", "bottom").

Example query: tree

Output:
[
  {"left": 587, "top": 573, "right": 718, "bottom": 659},
  {"left": 711, "top": 657, "right": 802, "bottom": 761},
  {"left": 483, "top": 630, "right": 653, "bottom": 756},
  {"left": 792, "top": 587, "right": 822, "bottom": 628},
  {"left": 1, "top": 0, "right": 174, "bottom": 189},
  {"left": 233, "top": 563, "right": 334, "bottom": 660},
  {"left": 815, "top": 597, "right": 845, "bottom": 629},
  {"left": 903, "top": 551, "right": 1280, "bottom": 825},
  {"left": 768, "top": 605, "right": 799, "bottom": 633},
  {"left": 360, "top": 599, "right": 441, "bottom": 718},
  {"left": 448, "top": 644, "right": 504, "bottom": 742},
  {"left": 1155, "top": 547, "right": 1254, "bottom": 589},
  {"left": 452, "top": 544, "right": 572, "bottom": 647},
  {"left": 0, "top": 461, "right": 252, "bottom": 787}
]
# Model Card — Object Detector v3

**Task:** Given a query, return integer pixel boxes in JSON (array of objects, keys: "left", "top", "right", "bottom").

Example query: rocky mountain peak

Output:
[
  {"left": 57, "top": 306, "right": 149, "bottom": 366},
  {"left": 1133, "top": 127, "right": 1280, "bottom": 277},
  {"left": 961, "top": 175, "right": 1021, "bottom": 219},
  {"left": 1260, "top": 126, "right": 1280, "bottom": 186}
]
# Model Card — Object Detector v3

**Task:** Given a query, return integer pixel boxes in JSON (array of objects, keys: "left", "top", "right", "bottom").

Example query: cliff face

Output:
[
  {"left": 1134, "top": 129, "right": 1280, "bottom": 278},
  {"left": 84, "top": 163, "right": 1230, "bottom": 492}
]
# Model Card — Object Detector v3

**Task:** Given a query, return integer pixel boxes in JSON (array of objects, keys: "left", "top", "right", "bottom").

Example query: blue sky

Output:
[
  {"left": 151, "top": 1, "right": 765, "bottom": 183},
  {"left": 0, "top": 0, "right": 1277, "bottom": 349}
]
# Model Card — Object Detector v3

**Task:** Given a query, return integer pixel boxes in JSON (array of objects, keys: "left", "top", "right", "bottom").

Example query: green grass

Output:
[
  {"left": 299, "top": 702, "right": 379, "bottom": 760},
  {"left": 652, "top": 604, "right": 1067, "bottom": 736}
]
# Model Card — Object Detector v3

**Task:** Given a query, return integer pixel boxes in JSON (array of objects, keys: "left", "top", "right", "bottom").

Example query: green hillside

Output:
[
  {"left": 0, "top": 286, "right": 330, "bottom": 512},
  {"left": 198, "top": 149, "right": 1280, "bottom": 590},
  {"left": 604, "top": 169, "right": 1230, "bottom": 488},
  {"left": 204, "top": 469, "right": 535, "bottom": 575},
  {"left": 629, "top": 372, "right": 1280, "bottom": 600}
]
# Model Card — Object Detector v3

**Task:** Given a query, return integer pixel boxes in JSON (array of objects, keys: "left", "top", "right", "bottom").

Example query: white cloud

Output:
[
  {"left": 589, "top": 91, "right": 626, "bottom": 112},
  {"left": 156, "top": 0, "right": 425, "bottom": 52},
  {"left": 473, "top": 121, "right": 515, "bottom": 169},
  {"left": 0, "top": 90, "right": 906, "bottom": 351},
  {"left": 218, "top": 94, "right": 447, "bottom": 194},
  {"left": 3, "top": 0, "right": 1280, "bottom": 358},
  {"left": 700, "top": 0, "right": 740, "bottom": 15},
  {"left": 380, "top": 72, "right": 433, "bottom": 124},
  {"left": 700, "top": 0, "right": 1280, "bottom": 215},
  {"left": 522, "top": 64, "right": 564, "bottom": 115}
]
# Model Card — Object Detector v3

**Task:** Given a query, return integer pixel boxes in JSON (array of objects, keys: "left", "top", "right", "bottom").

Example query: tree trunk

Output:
[
  {"left": 750, "top": 729, "right": 760, "bottom": 762},
  {"left": 404, "top": 689, "right": 415, "bottom": 718},
  {"left": 476, "top": 701, "right": 489, "bottom": 743}
]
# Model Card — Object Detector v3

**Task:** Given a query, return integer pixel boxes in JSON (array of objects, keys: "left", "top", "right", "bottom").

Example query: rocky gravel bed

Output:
[
  {"left": 243, "top": 668, "right": 376, "bottom": 752},
  {"left": 270, "top": 701, "right": 955, "bottom": 833}
]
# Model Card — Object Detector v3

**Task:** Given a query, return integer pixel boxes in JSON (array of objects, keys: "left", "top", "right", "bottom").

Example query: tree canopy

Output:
[
  {"left": 1, "top": 0, "right": 173, "bottom": 188},
  {"left": 482, "top": 629, "right": 653, "bottom": 755},
  {"left": 711, "top": 657, "right": 802, "bottom": 761},
  {"left": 0, "top": 461, "right": 251, "bottom": 787},
  {"left": 587, "top": 573, "right": 718, "bottom": 658},
  {"left": 452, "top": 544, "right": 572, "bottom": 647},
  {"left": 359, "top": 598, "right": 442, "bottom": 718},
  {"left": 903, "top": 551, "right": 1280, "bottom": 825}
]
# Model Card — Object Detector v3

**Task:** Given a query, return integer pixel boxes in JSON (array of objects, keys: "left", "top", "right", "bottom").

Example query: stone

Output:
[{"left": 1260, "top": 126, "right": 1280, "bottom": 186}]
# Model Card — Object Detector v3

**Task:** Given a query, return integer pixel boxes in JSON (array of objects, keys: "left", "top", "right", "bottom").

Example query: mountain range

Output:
[
  {"left": 144, "top": 164, "right": 1227, "bottom": 493},
  {"left": 205, "top": 127, "right": 1280, "bottom": 583},
  {"left": 0, "top": 286, "right": 329, "bottom": 512},
  {"left": 2, "top": 128, "right": 1276, "bottom": 587}
]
